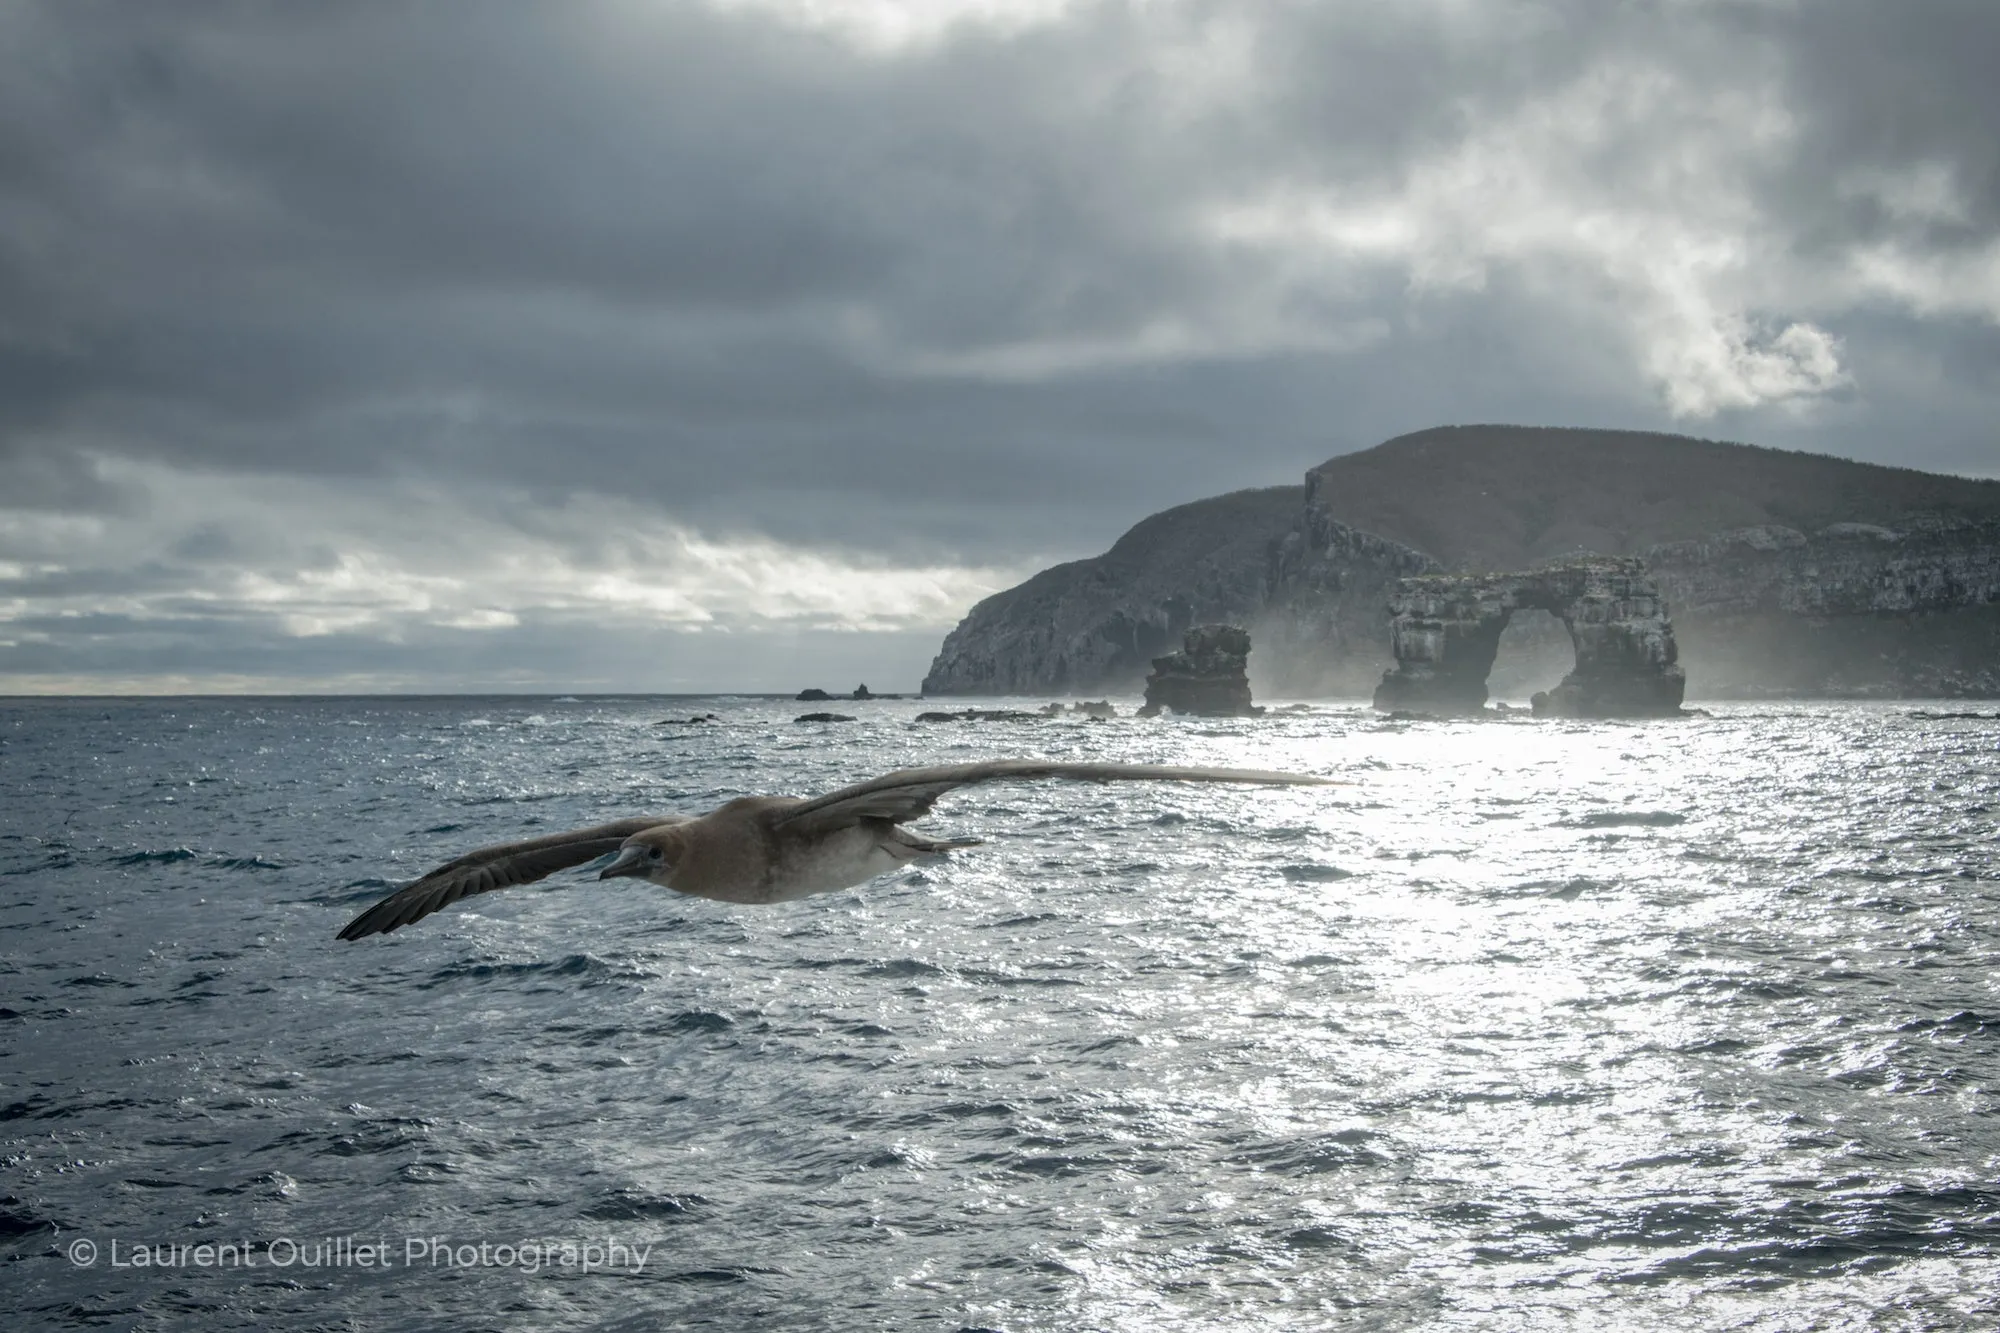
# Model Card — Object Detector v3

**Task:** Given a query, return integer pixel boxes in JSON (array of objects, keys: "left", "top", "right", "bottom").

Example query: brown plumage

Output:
[{"left": 337, "top": 759, "right": 1336, "bottom": 941}]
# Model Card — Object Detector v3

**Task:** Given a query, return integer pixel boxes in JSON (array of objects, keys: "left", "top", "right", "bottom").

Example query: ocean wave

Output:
[
  {"left": 1279, "top": 863, "right": 1354, "bottom": 882},
  {"left": 417, "top": 953, "right": 651, "bottom": 989},
  {"left": 114, "top": 847, "right": 197, "bottom": 865},
  {"left": 208, "top": 854, "right": 288, "bottom": 871},
  {"left": 1569, "top": 810, "right": 1688, "bottom": 827},
  {"left": 580, "top": 1188, "right": 709, "bottom": 1221}
]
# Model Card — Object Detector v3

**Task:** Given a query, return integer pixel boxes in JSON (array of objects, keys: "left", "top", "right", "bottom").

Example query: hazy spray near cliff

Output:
[{"left": 3, "top": 2, "right": 1999, "bottom": 691}]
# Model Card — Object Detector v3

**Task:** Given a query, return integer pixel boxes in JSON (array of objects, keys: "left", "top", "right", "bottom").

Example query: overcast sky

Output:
[{"left": 2, "top": 0, "right": 1996, "bottom": 693}]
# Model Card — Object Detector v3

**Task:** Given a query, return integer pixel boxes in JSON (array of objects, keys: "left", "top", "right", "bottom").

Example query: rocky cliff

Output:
[
  {"left": 1648, "top": 519, "right": 2000, "bottom": 696},
  {"left": 920, "top": 486, "right": 1303, "bottom": 695},
  {"left": 922, "top": 426, "right": 2000, "bottom": 699},
  {"left": 1255, "top": 474, "right": 1442, "bottom": 695}
]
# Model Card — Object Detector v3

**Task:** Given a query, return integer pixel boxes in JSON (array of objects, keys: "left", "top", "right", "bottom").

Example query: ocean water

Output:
[{"left": 2, "top": 695, "right": 1997, "bottom": 1331}]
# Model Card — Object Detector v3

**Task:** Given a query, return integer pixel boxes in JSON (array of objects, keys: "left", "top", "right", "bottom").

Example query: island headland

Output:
[{"left": 921, "top": 426, "right": 2000, "bottom": 700}]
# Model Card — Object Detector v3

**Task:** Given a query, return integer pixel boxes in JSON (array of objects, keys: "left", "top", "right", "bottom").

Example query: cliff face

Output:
[
  {"left": 1647, "top": 520, "right": 2000, "bottom": 696},
  {"left": 919, "top": 487, "right": 1303, "bottom": 695},
  {"left": 922, "top": 427, "right": 2000, "bottom": 699},
  {"left": 1254, "top": 472, "right": 1439, "bottom": 695},
  {"left": 1645, "top": 520, "right": 2000, "bottom": 616}
]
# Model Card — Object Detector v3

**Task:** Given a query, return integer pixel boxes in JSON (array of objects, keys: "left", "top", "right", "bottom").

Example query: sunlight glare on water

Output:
[{"left": 1, "top": 697, "right": 1996, "bottom": 1330}]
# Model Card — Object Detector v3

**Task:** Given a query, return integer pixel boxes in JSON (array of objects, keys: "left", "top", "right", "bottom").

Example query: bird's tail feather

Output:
[{"left": 886, "top": 830, "right": 984, "bottom": 858}]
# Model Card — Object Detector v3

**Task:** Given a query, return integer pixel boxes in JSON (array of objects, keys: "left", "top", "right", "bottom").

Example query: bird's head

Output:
[{"left": 598, "top": 827, "right": 684, "bottom": 886}]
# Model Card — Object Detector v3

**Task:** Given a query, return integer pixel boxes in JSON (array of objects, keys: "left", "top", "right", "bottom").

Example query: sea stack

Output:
[{"left": 1140, "top": 624, "right": 1263, "bottom": 717}]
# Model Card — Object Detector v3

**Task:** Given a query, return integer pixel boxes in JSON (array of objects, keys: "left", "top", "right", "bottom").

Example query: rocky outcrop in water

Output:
[
  {"left": 914, "top": 708, "right": 1043, "bottom": 722},
  {"left": 803, "top": 685, "right": 903, "bottom": 700},
  {"left": 1139, "top": 624, "right": 1263, "bottom": 717},
  {"left": 1373, "top": 559, "right": 1684, "bottom": 717},
  {"left": 1037, "top": 701, "right": 1119, "bottom": 718}
]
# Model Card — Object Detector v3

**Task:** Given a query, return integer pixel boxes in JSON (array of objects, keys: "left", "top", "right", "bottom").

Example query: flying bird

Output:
[{"left": 337, "top": 760, "right": 1335, "bottom": 940}]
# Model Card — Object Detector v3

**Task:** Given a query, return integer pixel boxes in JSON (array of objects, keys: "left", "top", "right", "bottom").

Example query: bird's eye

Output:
[{"left": 648, "top": 847, "right": 664, "bottom": 862}]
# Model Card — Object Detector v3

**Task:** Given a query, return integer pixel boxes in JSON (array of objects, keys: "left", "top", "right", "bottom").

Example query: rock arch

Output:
[{"left": 1372, "top": 558, "right": 1685, "bottom": 717}]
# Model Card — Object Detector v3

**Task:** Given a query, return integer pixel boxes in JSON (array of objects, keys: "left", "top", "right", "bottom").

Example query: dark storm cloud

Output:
[
  {"left": 1772, "top": 0, "right": 2000, "bottom": 231},
  {"left": 8, "top": 0, "right": 1326, "bottom": 553},
  {"left": 1, "top": 0, "right": 1996, "bottom": 689}
]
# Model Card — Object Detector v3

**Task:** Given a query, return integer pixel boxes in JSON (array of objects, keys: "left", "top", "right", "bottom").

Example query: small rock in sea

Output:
[
  {"left": 655, "top": 714, "right": 719, "bottom": 725},
  {"left": 1030, "top": 699, "right": 1116, "bottom": 718},
  {"left": 796, "top": 688, "right": 833, "bottom": 701},
  {"left": 913, "top": 709, "right": 1044, "bottom": 723},
  {"left": 795, "top": 712, "right": 857, "bottom": 723}
]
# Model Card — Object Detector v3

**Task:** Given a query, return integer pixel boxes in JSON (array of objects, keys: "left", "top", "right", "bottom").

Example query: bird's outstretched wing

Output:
[
  {"left": 337, "top": 816, "right": 687, "bottom": 940},
  {"left": 772, "top": 760, "right": 1335, "bottom": 835}
]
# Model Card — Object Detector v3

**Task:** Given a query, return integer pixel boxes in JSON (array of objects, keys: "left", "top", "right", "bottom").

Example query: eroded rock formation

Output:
[
  {"left": 1373, "top": 559, "right": 1685, "bottom": 717},
  {"left": 1139, "top": 624, "right": 1263, "bottom": 717}
]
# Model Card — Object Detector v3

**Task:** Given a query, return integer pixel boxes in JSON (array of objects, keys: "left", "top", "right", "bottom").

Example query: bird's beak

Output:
[{"left": 598, "top": 845, "right": 650, "bottom": 880}]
